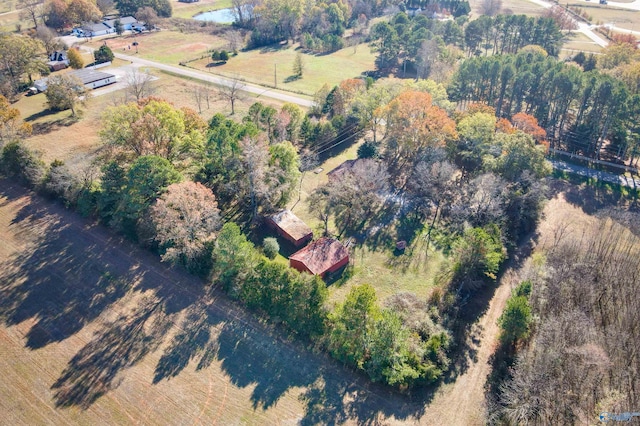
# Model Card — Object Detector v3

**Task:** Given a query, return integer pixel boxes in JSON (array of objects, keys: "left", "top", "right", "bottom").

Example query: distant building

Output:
[
  {"left": 33, "top": 69, "right": 116, "bottom": 92},
  {"left": 78, "top": 16, "right": 143, "bottom": 37},
  {"left": 289, "top": 237, "right": 349, "bottom": 278},
  {"left": 80, "top": 22, "right": 113, "bottom": 37},
  {"left": 47, "top": 51, "right": 69, "bottom": 71},
  {"left": 70, "top": 69, "right": 116, "bottom": 89},
  {"left": 104, "top": 16, "right": 139, "bottom": 31},
  {"left": 266, "top": 210, "right": 313, "bottom": 247},
  {"left": 179, "top": 0, "right": 200, "bottom": 3}
]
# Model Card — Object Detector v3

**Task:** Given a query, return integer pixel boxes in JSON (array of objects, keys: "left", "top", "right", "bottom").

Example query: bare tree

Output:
[
  {"left": 480, "top": 0, "right": 502, "bottom": 16},
  {"left": 217, "top": 75, "right": 246, "bottom": 115},
  {"left": 135, "top": 6, "right": 159, "bottom": 30},
  {"left": 542, "top": 5, "right": 578, "bottom": 31},
  {"left": 96, "top": 0, "right": 114, "bottom": 14},
  {"left": 125, "top": 68, "right": 155, "bottom": 101},
  {"left": 34, "top": 25, "right": 64, "bottom": 54},
  {"left": 191, "top": 84, "right": 209, "bottom": 113},
  {"left": 18, "top": 0, "right": 44, "bottom": 29},
  {"left": 225, "top": 30, "right": 244, "bottom": 53}
]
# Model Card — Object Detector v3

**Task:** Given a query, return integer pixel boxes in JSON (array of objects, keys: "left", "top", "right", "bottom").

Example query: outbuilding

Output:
[
  {"left": 70, "top": 69, "right": 116, "bottom": 89},
  {"left": 266, "top": 209, "right": 313, "bottom": 247},
  {"left": 289, "top": 237, "right": 349, "bottom": 278}
]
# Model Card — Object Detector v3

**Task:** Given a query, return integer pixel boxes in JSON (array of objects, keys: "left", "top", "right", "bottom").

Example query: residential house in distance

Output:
[
  {"left": 80, "top": 22, "right": 113, "bottom": 37},
  {"left": 289, "top": 237, "right": 349, "bottom": 279},
  {"left": 77, "top": 16, "right": 143, "bottom": 37},
  {"left": 266, "top": 209, "right": 313, "bottom": 248},
  {"left": 104, "top": 16, "right": 141, "bottom": 31},
  {"left": 47, "top": 51, "right": 69, "bottom": 71}
]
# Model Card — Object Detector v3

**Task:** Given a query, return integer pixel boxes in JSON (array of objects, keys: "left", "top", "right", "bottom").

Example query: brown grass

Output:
[{"left": 14, "top": 69, "right": 289, "bottom": 168}]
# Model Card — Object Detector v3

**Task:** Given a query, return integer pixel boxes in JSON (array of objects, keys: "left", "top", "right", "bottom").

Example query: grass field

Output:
[
  {"left": 567, "top": 2, "right": 640, "bottom": 29},
  {"left": 561, "top": 31, "right": 604, "bottom": 57},
  {"left": 189, "top": 42, "right": 377, "bottom": 96},
  {"left": 469, "top": 0, "right": 545, "bottom": 17},
  {"left": 94, "top": 31, "right": 230, "bottom": 65},
  {"left": 14, "top": 68, "right": 289, "bottom": 167}
]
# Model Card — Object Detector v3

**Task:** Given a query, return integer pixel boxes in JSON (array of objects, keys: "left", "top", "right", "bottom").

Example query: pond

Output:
[{"left": 193, "top": 8, "right": 235, "bottom": 23}]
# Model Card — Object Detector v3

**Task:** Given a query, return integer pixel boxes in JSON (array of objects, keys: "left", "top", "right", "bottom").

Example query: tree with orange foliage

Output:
[
  {"left": 496, "top": 118, "right": 515, "bottom": 134},
  {"left": 0, "top": 94, "right": 32, "bottom": 148},
  {"left": 332, "top": 78, "right": 366, "bottom": 117},
  {"left": 383, "top": 91, "right": 457, "bottom": 178},
  {"left": 511, "top": 112, "right": 546, "bottom": 143}
]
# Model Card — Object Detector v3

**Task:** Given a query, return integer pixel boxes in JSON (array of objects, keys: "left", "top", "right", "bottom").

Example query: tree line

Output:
[{"left": 448, "top": 48, "right": 638, "bottom": 162}]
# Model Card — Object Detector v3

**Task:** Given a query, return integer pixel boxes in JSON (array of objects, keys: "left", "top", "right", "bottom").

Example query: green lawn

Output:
[
  {"left": 190, "top": 42, "right": 377, "bottom": 96},
  {"left": 287, "top": 141, "right": 444, "bottom": 307},
  {"left": 561, "top": 31, "right": 604, "bottom": 57}
]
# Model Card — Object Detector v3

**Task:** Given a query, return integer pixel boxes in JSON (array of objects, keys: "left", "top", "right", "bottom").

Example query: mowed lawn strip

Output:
[{"left": 190, "top": 42, "right": 377, "bottom": 96}]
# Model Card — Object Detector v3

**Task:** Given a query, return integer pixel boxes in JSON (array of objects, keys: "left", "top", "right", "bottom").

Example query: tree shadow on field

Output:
[
  {"left": 0, "top": 179, "right": 437, "bottom": 421},
  {"left": 153, "top": 299, "right": 432, "bottom": 422},
  {"left": 0, "top": 179, "right": 202, "bottom": 408},
  {"left": 51, "top": 298, "right": 170, "bottom": 408},
  {"left": 0, "top": 181, "right": 132, "bottom": 350}
]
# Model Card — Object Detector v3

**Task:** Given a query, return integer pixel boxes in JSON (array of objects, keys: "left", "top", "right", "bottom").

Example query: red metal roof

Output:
[{"left": 289, "top": 237, "right": 349, "bottom": 276}]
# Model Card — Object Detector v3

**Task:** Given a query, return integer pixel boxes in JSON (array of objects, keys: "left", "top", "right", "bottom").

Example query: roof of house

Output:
[
  {"left": 81, "top": 22, "right": 111, "bottom": 32},
  {"left": 269, "top": 210, "right": 312, "bottom": 242},
  {"left": 70, "top": 69, "right": 115, "bottom": 85},
  {"left": 104, "top": 16, "right": 138, "bottom": 27},
  {"left": 289, "top": 238, "right": 348, "bottom": 275},
  {"left": 327, "top": 159, "right": 365, "bottom": 180}
]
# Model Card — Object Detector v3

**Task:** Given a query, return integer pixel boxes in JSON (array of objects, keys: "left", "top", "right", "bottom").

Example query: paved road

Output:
[
  {"left": 525, "top": 0, "right": 609, "bottom": 47},
  {"left": 550, "top": 159, "right": 640, "bottom": 188},
  {"left": 72, "top": 40, "right": 314, "bottom": 108}
]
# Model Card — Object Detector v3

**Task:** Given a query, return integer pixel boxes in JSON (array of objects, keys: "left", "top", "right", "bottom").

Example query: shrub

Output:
[
  {"left": 263, "top": 237, "right": 279, "bottom": 259},
  {"left": 0, "top": 141, "right": 45, "bottom": 187}
]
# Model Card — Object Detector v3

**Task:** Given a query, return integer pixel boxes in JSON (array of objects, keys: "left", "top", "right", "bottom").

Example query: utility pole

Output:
[{"left": 274, "top": 63, "right": 277, "bottom": 88}]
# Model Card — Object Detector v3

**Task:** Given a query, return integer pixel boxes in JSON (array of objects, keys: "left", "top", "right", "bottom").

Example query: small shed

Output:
[
  {"left": 70, "top": 69, "right": 116, "bottom": 89},
  {"left": 289, "top": 237, "right": 349, "bottom": 278},
  {"left": 327, "top": 159, "right": 365, "bottom": 182},
  {"left": 266, "top": 210, "right": 313, "bottom": 247}
]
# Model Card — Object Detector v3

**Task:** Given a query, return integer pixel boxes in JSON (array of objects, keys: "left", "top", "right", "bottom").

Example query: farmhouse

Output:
[
  {"left": 80, "top": 22, "right": 113, "bottom": 37},
  {"left": 327, "top": 158, "right": 365, "bottom": 182},
  {"left": 267, "top": 210, "right": 313, "bottom": 247},
  {"left": 104, "top": 16, "right": 141, "bottom": 31},
  {"left": 289, "top": 237, "right": 349, "bottom": 278}
]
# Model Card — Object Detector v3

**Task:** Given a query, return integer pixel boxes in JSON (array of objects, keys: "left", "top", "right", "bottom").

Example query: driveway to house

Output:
[{"left": 69, "top": 39, "right": 314, "bottom": 108}]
